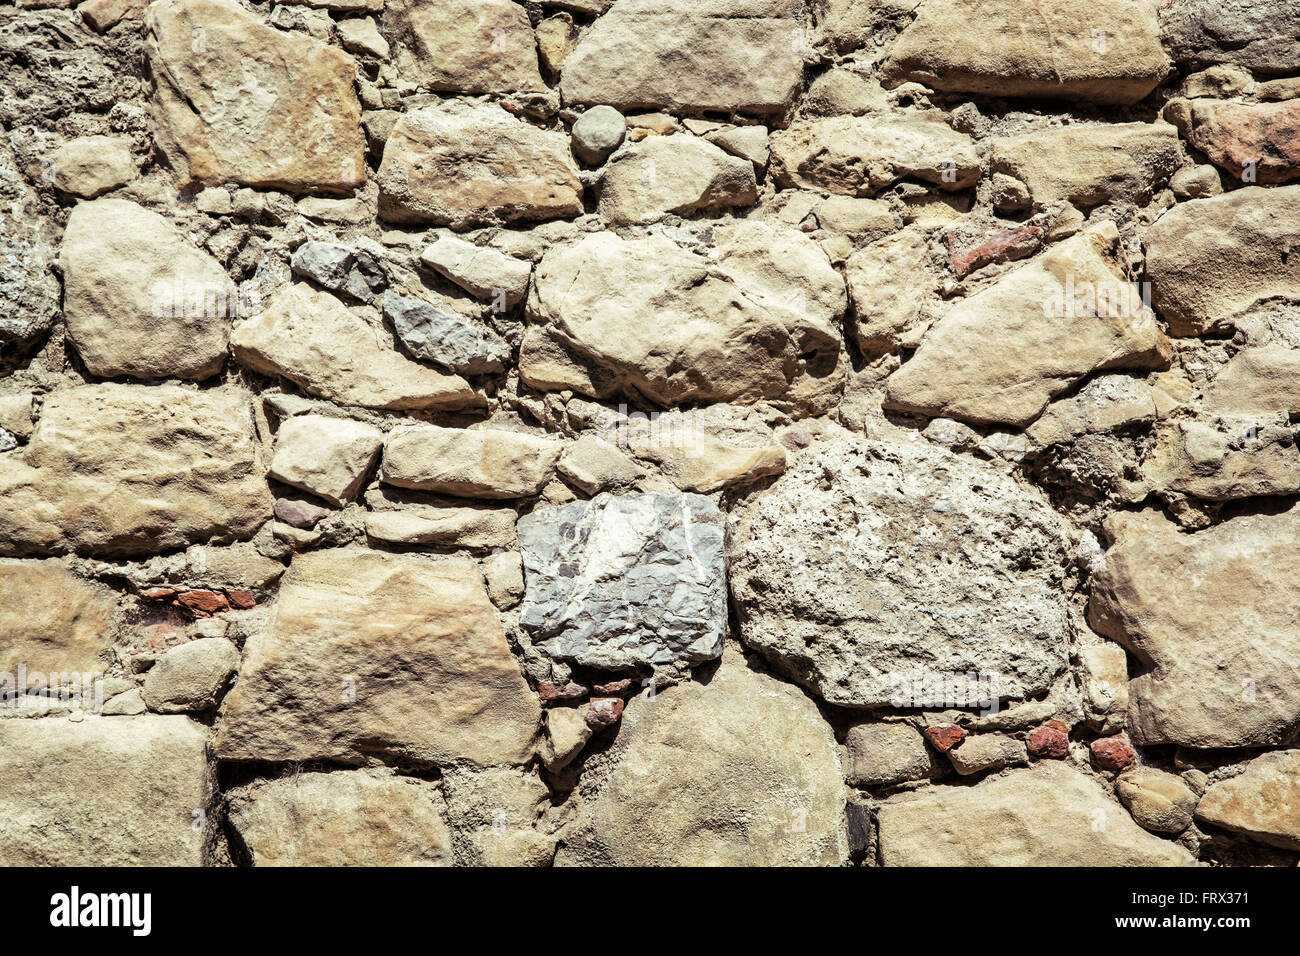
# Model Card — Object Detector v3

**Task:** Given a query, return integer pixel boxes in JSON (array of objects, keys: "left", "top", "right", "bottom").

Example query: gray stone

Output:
[
  {"left": 1161, "top": 0, "right": 1300, "bottom": 75},
  {"left": 846, "top": 722, "right": 932, "bottom": 787},
  {"left": 290, "top": 240, "right": 386, "bottom": 304},
  {"left": 0, "top": 715, "right": 211, "bottom": 865},
  {"left": 570, "top": 105, "right": 626, "bottom": 165},
  {"left": 730, "top": 437, "right": 1073, "bottom": 708},
  {"left": 1, "top": 141, "right": 61, "bottom": 368},
  {"left": 518, "top": 492, "right": 727, "bottom": 669},
  {"left": 142, "top": 637, "right": 240, "bottom": 713},
  {"left": 383, "top": 293, "right": 511, "bottom": 376}
]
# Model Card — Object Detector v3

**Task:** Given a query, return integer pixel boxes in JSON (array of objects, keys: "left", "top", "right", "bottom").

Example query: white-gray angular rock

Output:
[
  {"left": 570, "top": 105, "right": 626, "bottom": 165},
  {"left": 290, "top": 240, "right": 386, "bottom": 304},
  {"left": 518, "top": 492, "right": 727, "bottom": 669},
  {"left": 142, "top": 637, "right": 240, "bottom": 713},
  {"left": 383, "top": 292, "right": 511, "bottom": 376},
  {"left": 730, "top": 437, "right": 1074, "bottom": 708},
  {"left": 420, "top": 235, "right": 531, "bottom": 308}
]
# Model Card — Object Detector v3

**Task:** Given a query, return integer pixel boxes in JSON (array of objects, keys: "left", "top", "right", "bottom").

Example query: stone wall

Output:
[{"left": 1, "top": 0, "right": 1298, "bottom": 866}]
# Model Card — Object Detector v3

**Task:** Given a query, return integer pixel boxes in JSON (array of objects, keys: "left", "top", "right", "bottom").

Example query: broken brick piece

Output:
[
  {"left": 176, "top": 589, "right": 229, "bottom": 615},
  {"left": 1027, "top": 720, "right": 1070, "bottom": 759},
  {"left": 923, "top": 724, "right": 967, "bottom": 753},
  {"left": 586, "top": 696, "right": 625, "bottom": 731}
]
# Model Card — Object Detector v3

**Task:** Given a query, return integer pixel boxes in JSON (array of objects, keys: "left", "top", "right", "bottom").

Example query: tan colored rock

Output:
[
  {"left": 1202, "top": 345, "right": 1300, "bottom": 418},
  {"left": 79, "top": 0, "right": 148, "bottom": 32},
  {"left": 50, "top": 135, "right": 134, "bottom": 197},
  {"left": 216, "top": 548, "right": 541, "bottom": 767},
  {"left": 1145, "top": 186, "right": 1300, "bottom": 337},
  {"left": 227, "top": 770, "right": 453, "bottom": 866},
  {"left": 880, "top": 0, "right": 1169, "bottom": 105},
  {"left": 536, "top": 13, "right": 576, "bottom": 73},
  {"left": 705, "top": 125, "right": 769, "bottom": 169},
  {"left": 885, "top": 224, "right": 1171, "bottom": 427},
  {"left": 0, "top": 561, "right": 116, "bottom": 682},
  {"left": 560, "top": 0, "right": 805, "bottom": 117},
  {"left": 1089, "top": 506, "right": 1300, "bottom": 747},
  {"left": 441, "top": 766, "right": 553, "bottom": 865},
  {"left": 556, "top": 655, "right": 848, "bottom": 866},
  {"left": 378, "top": 103, "right": 582, "bottom": 227},
  {"left": 60, "top": 198, "right": 232, "bottom": 380},
  {"left": 845, "top": 722, "right": 931, "bottom": 787},
  {"left": 1196, "top": 750, "right": 1300, "bottom": 849},
  {"left": 1184, "top": 99, "right": 1300, "bottom": 185},
  {"left": 523, "top": 226, "right": 844, "bottom": 414},
  {"left": 1117, "top": 767, "right": 1197, "bottom": 834},
  {"left": 843, "top": 226, "right": 940, "bottom": 355},
  {"left": 990, "top": 123, "right": 1181, "bottom": 210},
  {"left": 948, "top": 734, "right": 1028, "bottom": 776},
  {"left": 877, "top": 762, "right": 1194, "bottom": 865},
  {"left": 231, "top": 284, "right": 481, "bottom": 412},
  {"left": 141, "top": 637, "right": 239, "bottom": 713},
  {"left": 1026, "top": 377, "right": 1157, "bottom": 447},
  {"left": 597, "top": 135, "right": 758, "bottom": 225},
  {"left": 482, "top": 550, "right": 525, "bottom": 609},
  {"left": 145, "top": 0, "right": 366, "bottom": 193},
  {"left": 770, "top": 112, "right": 980, "bottom": 196},
  {"left": 384, "top": 0, "right": 543, "bottom": 94},
  {"left": 381, "top": 426, "right": 562, "bottom": 499},
  {"left": 1142, "top": 418, "right": 1300, "bottom": 501},
  {"left": 269, "top": 414, "right": 383, "bottom": 507},
  {"left": 815, "top": 195, "right": 896, "bottom": 237},
  {"left": 541, "top": 706, "right": 591, "bottom": 771},
  {"left": 556, "top": 434, "right": 645, "bottom": 494},
  {"left": 0, "top": 716, "right": 210, "bottom": 865},
  {"left": 630, "top": 430, "right": 786, "bottom": 493},
  {"left": 362, "top": 492, "right": 517, "bottom": 549},
  {"left": 0, "top": 393, "right": 33, "bottom": 440},
  {"left": 0, "top": 384, "right": 272, "bottom": 558},
  {"left": 1081, "top": 642, "right": 1130, "bottom": 734},
  {"left": 1170, "top": 164, "right": 1223, "bottom": 199}
]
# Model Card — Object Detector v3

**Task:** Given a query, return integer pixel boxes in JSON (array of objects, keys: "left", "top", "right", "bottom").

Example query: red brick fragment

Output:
[
  {"left": 176, "top": 589, "right": 229, "bottom": 615},
  {"left": 592, "top": 678, "right": 634, "bottom": 696},
  {"left": 923, "top": 724, "right": 966, "bottom": 753},
  {"left": 140, "top": 587, "right": 177, "bottom": 600},
  {"left": 1026, "top": 720, "right": 1070, "bottom": 759},
  {"left": 538, "top": 680, "right": 588, "bottom": 704},
  {"left": 226, "top": 589, "right": 257, "bottom": 610},
  {"left": 586, "top": 697, "right": 625, "bottom": 731},
  {"left": 1090, "top": 735, "right": 1137, "bottom": 771}
]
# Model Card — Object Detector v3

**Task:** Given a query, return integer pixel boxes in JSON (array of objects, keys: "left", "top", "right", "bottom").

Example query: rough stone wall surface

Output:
[{"left": 2, "top": 0, "right": 1299, "bottom": 868}]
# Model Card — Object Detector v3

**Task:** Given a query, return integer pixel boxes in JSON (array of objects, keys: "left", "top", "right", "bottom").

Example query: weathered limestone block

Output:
[
  {"left": 50, "top": 134, "right": 134, "bottom": 197},
  {"left": 142, "top": 637, "right": 239, "bottom": 713},
  {"left": 0, "top": 384, "right": 272, "bottom": 558},
  {"left": 1117, "top": 767, "right": 1197, "bottom": 835},
  {"left": 522, "top": 226, "right": 844, "bottom": 414},
  {"left": 1202, "top": 346, "right": 1300, "bottom": 418},
  {"left": 770, "top": 113, "right": 980, "bottom": 196},
  {"left": 843, "top": 226, "right": 940, "bottom": 355},
  {"left": 877, "top": 762, "right": 1194, "bottom": 865},
  {"left": 1196, "top": 750, "right": 1300, "bottom": 849},
  {"left": 60, "top": 198, "right": 232, "bottom": 380},
  {"left": 846, "top": 722, "right": 932, "bottom": 787},
  {"left": 730, "top": 437, "right": 1074, "bottom": 708},
  {"left": 1142, "top": 418, "right": 1300, "bottom": 501},
  {"left": 517, "top": 492, "right": 727, "bottom": 669},
  {"left": 378, "top": 103, "right": 582, "bottom": 227},
  {"left": 0, "top": 716, "right": 211, "bottom": 865},
  {"left": 268, "top": 414, "right": 383, "bottom": 507},
  {"left": 381, "top": 425, "right": 561, "bottom": 498},
  {"left": 885, "top": 224, "right": 1171, "bottom": 427},
  {"left": 990, "top": 123, "right": 1181, "bottom": 210},
  {"left": 597, "top": 135, "right": 758, "bottom": 225},
  {"left": 227, "top": 770, "right": 454, "bottom": 866},
  {"left": 1144, "top": 186, "right": 1300, "bottom": 337},
  {"left": 383, "top": 0, "right": 543, "bottom": 95},
  {"left": 146, "top": 0, "right": 366, "bottom": 193},
  {"left": 216, "top": 548, "right": 540, "bottom": 767},
  {"left": 0, "top": 561, "right": 116, "bottom": 680},
  {"left": 560, "top": 0, "right": 805, "bottom": 117},
  {"left": 880, "top": 0, "right": 1169, "bottom": 105},
  {"left": 556, "top": 655, "right": 848, "bottom": 865},
  {"left": 1183, "top": 99, "right": 1300, "bottom": 186},
  {"left": 1161, "top": 0, "right": 1300, "bottom": 75},
  {"left": 231, "top": 284, "right": 481, "bottom": 411},
  {"left": 420, "top": 236, "right": 531, "bottom": 308},
  {"left": 1089, "top": 507, "right": 1300, "bottom": 748}
]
